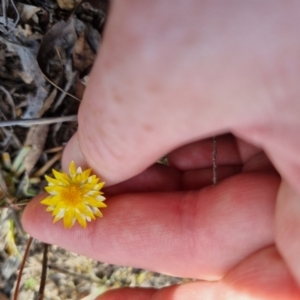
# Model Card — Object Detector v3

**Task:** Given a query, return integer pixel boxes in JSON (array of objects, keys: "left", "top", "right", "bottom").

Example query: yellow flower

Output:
[{"left": 41, "top": 161, "right": 106, "bottom": 228}]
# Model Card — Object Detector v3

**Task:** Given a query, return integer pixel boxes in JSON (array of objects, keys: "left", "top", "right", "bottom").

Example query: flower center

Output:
[{"left": 61, "top": 185, "right": 83, "bottom": 206}]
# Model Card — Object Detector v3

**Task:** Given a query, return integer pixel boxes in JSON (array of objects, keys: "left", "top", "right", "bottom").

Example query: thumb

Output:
[
  {"left": 62, "top": 0, "right": 296, "bottom": 184},
  {"left": 62, "top": 96, "right": 215, "bottom": 185},
  {"left": 62, "top": 1, "right": 234, "bottom": 185}
]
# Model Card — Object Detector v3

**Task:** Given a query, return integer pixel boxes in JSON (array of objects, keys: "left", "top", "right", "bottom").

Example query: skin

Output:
[{"left": 22, "top": 1, "right": 300, "bottom": 299}]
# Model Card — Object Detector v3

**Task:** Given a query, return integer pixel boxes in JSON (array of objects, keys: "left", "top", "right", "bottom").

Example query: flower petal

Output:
[
  {"left": 75, "top": 210, "right": 87, "bottom": 228},
  {"left": 92, "top": 208, "right": 103, "bottom": 217},
  {"left": 52, "top": 170, "right": 71, "bottom": 185},
  {"left": 69, "top": 161, "right": 77, "bottom": 178},
  {"left": 63, "top": 208, "right": 75, "bottom": 228},
  {"left": 41, "top": 195, "right": 60, "bottom": 206},
  {"left": 45, "top": 175, "right": 61, "bottom": 186},
  {"left": 53, "top": 208, "right": 65, "bottom": 222},
  {"left": 80, "top": 169, "right": 92, "bottom": 183},
  {"left": 85, "top": 196, "right": 107, "bottom": 208}
]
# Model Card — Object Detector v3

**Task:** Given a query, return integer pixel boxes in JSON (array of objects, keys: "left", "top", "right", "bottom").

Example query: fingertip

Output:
[{"left": 22, "top": 193, "right": 53, "bottom": 237}]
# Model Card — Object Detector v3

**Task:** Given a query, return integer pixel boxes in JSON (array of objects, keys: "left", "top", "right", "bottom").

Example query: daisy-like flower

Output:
[{"left": 41, "top": 161, "right": 106, "bottom": 229}]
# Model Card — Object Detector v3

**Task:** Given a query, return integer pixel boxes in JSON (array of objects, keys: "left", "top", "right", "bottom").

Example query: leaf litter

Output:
[{"left": 0, "top": 1, "right": 189, "bottom": 299}]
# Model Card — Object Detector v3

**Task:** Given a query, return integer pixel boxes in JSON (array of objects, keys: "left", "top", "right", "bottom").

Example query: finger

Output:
[
  {"left": 97, "top": 247, "right": 300, "bottom": 300},
  {"left": 22, "top": 172, "right": 279, "bottom": 279},
  {"left": 276, "top": 180, "right": 300, "bottom": 286}
]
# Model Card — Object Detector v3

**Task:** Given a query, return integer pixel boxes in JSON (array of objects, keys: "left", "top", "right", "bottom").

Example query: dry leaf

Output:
[
  {"left": 38, "top": 89, "right": 57, "bottom": 117},
  {"left": 57, "top": 0, "right": 81, "bottom": 10},
  {"left": 24, "top": 125, "right": 49, "bottom": 174},
  {"left": 37, "top": 18, "right": 80, "bottom": 101},
  {"left": 73, "top": 32, "right": 95, "bottom": 73},
  {"left": 18, "top": 71, "right": 34, "bottom": 84},
  {"left": 17, "top": 24, "right": 33, "bottom": 38},
  {"left": 17, "top": 3, "right": 41, "bottom": 23},
  {"left": 0, "top": 17, "right": 15, "bottom": 35},
  {"left": 83, "top": 0, "right": 109, "bottom": 14},
  {"left": 74, "top": 17, "right": 100, "bottom": 54},
  {"left": 37, "top": 19, "right": 77, "bottom": 74},
  {"left": 75, "top": 76, "right": 86, "bottom": 100},
  {"left": 13, "top": 41, "right": 48, "bottom": 119},
  {"left": 0, "top": 46, "right": 5, "bottom": 69}
]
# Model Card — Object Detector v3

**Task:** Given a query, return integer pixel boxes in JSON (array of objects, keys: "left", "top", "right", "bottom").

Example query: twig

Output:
[
  {"left": 212, "top": 136, "right": 217, "bottom": 186},
  {"left": 1, "top": 127, "right": 22, "bottom": 148},
  {"left": 13, "top": 236, "right": 33, "bottom": 300},
  {"left": 0, "top": 129, "right": 10, "bottom": 148},
  {"left": 1, "top": 0, "right": 20, "bottom": 35},
  {"left": 33, "top": 152, "right": 62, "bottom": 177},
  {"left": 52, "top": 71, "right": 77, "bottom": 112},
  {"left": 9, "top": 202, "right": 28, "bottom": 208},
  {"left": 2, "top": 0, "right": 8, "bottom": 27},
  {"left": 0, "top": 107, "right": 21, "bottom": 148},
  {"left": 0, "top": 169, "right": 14, "bottom": 204},
  {"left": 37, "top": 244, "right": 48, "bottom": 300},
  {"left": 0, "top": 85, "right": 16, "bottom": 119},
  {"left": 48, "top": 264, "right": 101, "bottom": 284},
  {"left": 0, "top": 35, "right": 27, "bottom": 48},
  {"left": 52, "top": 113, "right": 70, "bottom": 147},
  {"left": 40, "top": 75, "right": 81, "bottom": 103},
  {"left": 6, "top": 0, "right": 20, "bottom": 35},
  {"left": 43, "top": 146, "right": 64, "bottom": 154},
  {"left": 0, "top": 115, "right": 78, "bottom": 127},
  {"left": 0, "top": 85, "right": 16, "bottom": 118}
]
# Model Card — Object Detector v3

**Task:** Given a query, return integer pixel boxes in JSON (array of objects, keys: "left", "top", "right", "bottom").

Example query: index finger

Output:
[{"left": 22, "top": 172, "right": 279, "bottom": 279}]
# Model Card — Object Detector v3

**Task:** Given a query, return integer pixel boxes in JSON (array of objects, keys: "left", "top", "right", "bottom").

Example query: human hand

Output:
[
  {"left": 23, "top": 1, "right": 300, "bottom": 299},
  {"left": 22, "top": 136, "right": 299, "bottom": 299}
]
